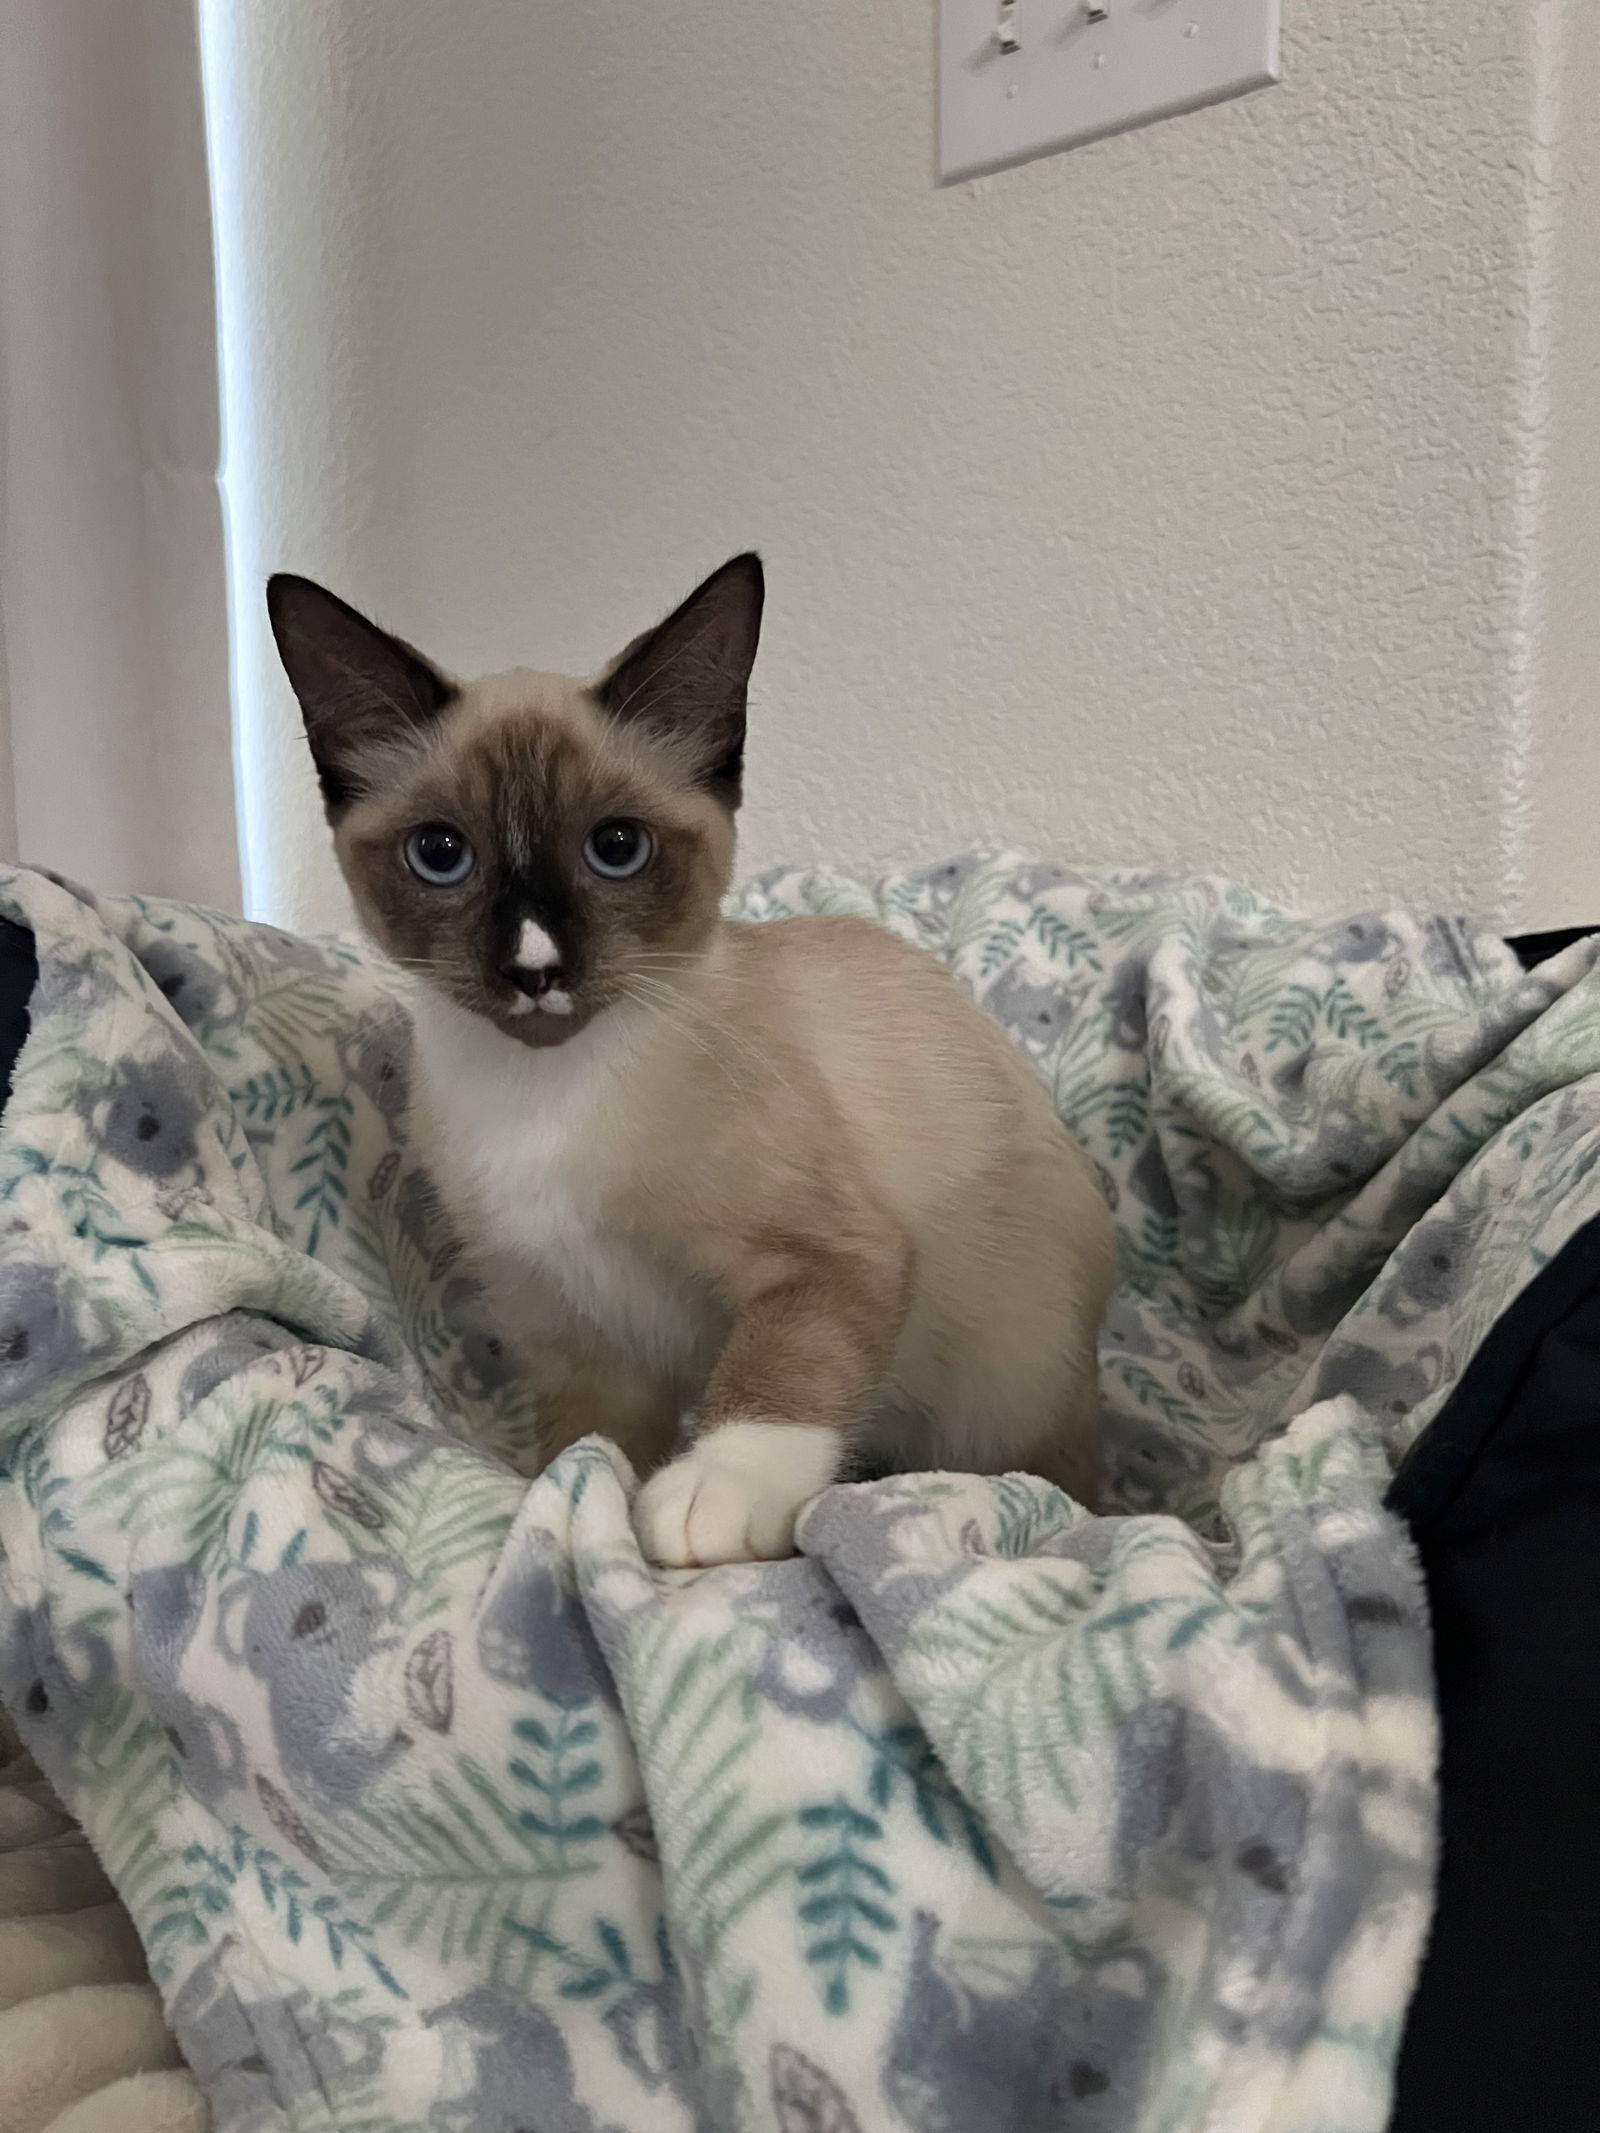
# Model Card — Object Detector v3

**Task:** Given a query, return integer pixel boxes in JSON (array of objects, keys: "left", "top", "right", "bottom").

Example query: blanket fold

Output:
[{"left": 2, "top": 854, "right": 1596, "bottom": 2133}]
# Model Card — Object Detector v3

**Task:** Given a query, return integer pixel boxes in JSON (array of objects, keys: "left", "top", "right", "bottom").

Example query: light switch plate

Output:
[{"left": 939, "top": 0, "right": 1280, "bottom": 183}]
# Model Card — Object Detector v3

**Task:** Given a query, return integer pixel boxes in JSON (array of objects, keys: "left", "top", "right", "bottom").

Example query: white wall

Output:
[
  {"left": 1523, "top": 0, "right": 1600, "bottom": 924},
  {"left": 2, "top": 0, "right": 237, "bottom": 906},
  {"left": 208, "top": 0, "right": 1600, "bottom": 938}
]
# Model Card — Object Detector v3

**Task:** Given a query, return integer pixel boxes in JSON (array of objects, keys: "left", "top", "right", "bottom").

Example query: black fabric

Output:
[
  {"left": 0, "top": 918, "right": 36, "bottom": 1121},
  {"left": 1505, "top": 923, "right": 1598, "bottom": 972},
  {"left": 1387, "top": 1212, "right": 1600, "bottom": 2133}
]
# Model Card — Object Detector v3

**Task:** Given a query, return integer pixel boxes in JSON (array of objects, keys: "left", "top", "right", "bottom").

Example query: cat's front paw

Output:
[{"left": 634, "top": 1421, "right": 840, "bottom": 1568}]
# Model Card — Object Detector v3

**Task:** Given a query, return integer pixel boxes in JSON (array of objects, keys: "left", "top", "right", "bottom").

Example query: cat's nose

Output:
[
  {"left": 505, "top": 962, "right": 564, "bottom": 1001},
  {"left": 504, "top": 918, "right": 565, "bottom": 998}
]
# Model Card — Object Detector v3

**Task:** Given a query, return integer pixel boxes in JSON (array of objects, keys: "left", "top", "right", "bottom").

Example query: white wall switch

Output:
[{"left": 939, "top": 0, "right": 1280, "bottom": 183}]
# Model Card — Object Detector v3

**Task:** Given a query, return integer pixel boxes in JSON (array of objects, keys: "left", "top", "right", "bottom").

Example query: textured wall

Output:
[
  {"left": 207, "top": 0, "right": 1599, "bottom": 936},
  {"left": 3, "top": 0, "right": 237, "bottom": 906},
  {"left": 1523, "top": 0, "right": 1600, "bottom": 924}
]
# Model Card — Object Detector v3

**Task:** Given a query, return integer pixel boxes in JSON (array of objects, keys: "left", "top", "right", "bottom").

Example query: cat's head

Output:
[{"left": 267, "top": 555, "right": 763, "bottom": 1048}]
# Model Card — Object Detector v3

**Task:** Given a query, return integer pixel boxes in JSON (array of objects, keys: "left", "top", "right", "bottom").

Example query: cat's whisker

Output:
[
  {"left": 617, "top": 979, "right": 742, "bottom": 1084},
  {"left": 629, "top": 949, "right": 732, "bottom": 966},
  {"left": 620, "top": 975, "right": 771, "bottom": 1097},
  {"left": 620, "top": 973, "right": 749, "bottom": 1075},
  {"left": 629, "top": 954, "right": 752, "bottom": 985},
  {"left": 623, "top": 971, "right": 778, "bottom": 1095}
]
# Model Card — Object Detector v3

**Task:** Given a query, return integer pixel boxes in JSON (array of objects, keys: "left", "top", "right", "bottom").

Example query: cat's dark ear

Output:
[
  {"left": 598, "top": 554, "right": 764, "bottom": 803},
  {"left": 266, "top": 575, "right": 456, "bottom": 814}
]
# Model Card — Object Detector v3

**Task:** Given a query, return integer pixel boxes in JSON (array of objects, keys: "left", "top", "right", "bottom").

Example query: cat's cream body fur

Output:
[
  {"left": 268, "top": 554, "right": 1117, "bottom": 1566},
  {"left": 414, "top": 911, "right": 1116, "bottom": 1560}
]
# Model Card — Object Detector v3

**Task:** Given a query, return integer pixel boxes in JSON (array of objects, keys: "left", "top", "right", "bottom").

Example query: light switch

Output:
[{"left": 938, "top": 0, "right": 1281, "bottom": 183}]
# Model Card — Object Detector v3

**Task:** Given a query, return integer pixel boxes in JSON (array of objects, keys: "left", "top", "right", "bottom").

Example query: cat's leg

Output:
[
  {"left": 1003, "top": 1378, "right": 1103, "bottom": 1511},
  {"left": 634, "top": 1233, "right": 910, "bottom": 1567},
  {"left": 485, "top": 1261, "right": 681, "bottom": 1478},
  {"left": 956, "top": 1231, "right": 1109, "bottom": 1511},
  {"left": 533, "top": 1339, "right": 681, "bottom": 1479}
]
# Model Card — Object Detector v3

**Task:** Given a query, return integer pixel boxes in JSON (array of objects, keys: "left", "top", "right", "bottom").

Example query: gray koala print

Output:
[
  {"left": 799, "top": 1486, "right": 977, "bottom": 1664},
  {"left": 476, "top": 1526, "right": 617, "bottom": 1707},
  {"left": 603, "top": 1974, "right": 694, "bottom": 2108},
  {"left": 732, "top": 1558, "right": 877, "bottom": 1724},
  {"left": 425, "top": 1987, "right": 622, "bottom": 2133},
  {"left": 624, "top": 1931, "right": 745, "bottom": 2132},
  {"left": 392, "top": 1167, "right": 445, "bottom": 1258},
  {"left": 169, "top": 1940, "right": 386, "bottom": 2133},
  {"left": 1271, "top": 1249, "right": 1390, "bottom": 1342},
  {"left": 128, "top": 1565, "right": 245, "bottom": 1809},
  {"left": 218, "top": 1556, "right": 414, "bottom": 1807},
  {"left": 1372, "top": 1205, "right": 1483, "bottom": 1327},
  {"left": 138, "top": 935, "right": 242, "bottom": 1036},
  {"left": 1206, "top": 919, "right": 1261, "bottom": 965},
  {"left": 441, "top": 1277, "right": 518, "bottom": 1396},
  {"left": 77, "top": 1049, "right": 212, "bottom": 1179},
  {"left": 1179, "top": 977, "right": 1229, "bottom": 1065},
  {"left": 0, "top": 1258, "right": 115, "bottom": 1408},
  {"left": 1420, "top": 913, "right": 1499, "bottom": 984},
  {"left": 1008, "top": 861, "right": 1078, "bottom": 901},
  {"left": 33, "top": 942, "right": 120, "bottom": 1019},
  {"left": 1100, "top": 1299, "right": 1181, "bottom": 1367},
  {"left": 1378, "top": 1161, "right": 1457, "bottom": 1242},
  {"left": 984, "top": 963, "right": 1078, "bottom": 1060},
  {"left": 252, "top": 926, "right": 346, "bottom": 978},
  {"left": 920, "top": 854, "right": 983, "bottom": 907},
  {"left": 1320, "top": 1506, "right": 1432, "bottom": 1705},
  {"left": 884, "top": 1910, "right": 1154, "bottom": 2133},
  {"left": 1427, "top": 976, "right": 1561, "bottom": 1096},
  {"left": 338, "top": 1015, "right": 411, "bottom": 1129},
  {"left": 1114, "top": 1698, "right": 1309, "bottom": 2043},
  {"left": 349, "top": 1397, "right": 440, "bottom": 1491},
  {"left": 0, "top": 1594, "right": 115, "bottom": 1789},
  {"left": 1269, "top": 1046, "right": 1315, "bottom": 1112},
  {"left": 1124, "top": 1136, "right": 1179, "bottom": 1219},
  {"left": 1101, "top": 1412, "right": 1213, "bottom": 1518},
  {"left": 1315, "top": 914, "right": 1401, "bottom": 966},
  {"left": 1268, "top": 1787, "right": 1417, "bottom": 2055},
  {"left": 1309, "top": 1338, "right": 1444, "bottom": 1421},
  {"left": 769, "top": 2046, "right": 861, "bottom": 2133},
  {"left": 1264, "top": 1101, "right": 1386, "bottom": 1210},
  {"left": 1141, "top": 1681, "right": 1420, "bottom": 2054},
  {"left": 1034, "top": 1515, "right": 1124, "bottom": 1575},
  {"left": 1115, "top": 1698, "right": 1306, "bottom": 1890},
  {"left": 1103, "top": 950, "right": 1152, "bottom": 1053},
  {"left": 178, "top": 1318, "right": 301, "bottom": 1417}
]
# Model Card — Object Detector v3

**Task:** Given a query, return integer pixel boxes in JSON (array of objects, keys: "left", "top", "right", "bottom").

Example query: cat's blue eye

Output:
[
  {"left": 404, "top": 824, "right": 475, "bottom": 886},
  {"left": 583, "top": 820, "right": 654, "bottom": 880}
]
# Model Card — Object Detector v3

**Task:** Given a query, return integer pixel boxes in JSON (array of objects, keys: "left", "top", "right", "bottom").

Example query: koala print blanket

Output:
[{"left": 1, "top": 853, "right": 1596, "bottom": 2133}]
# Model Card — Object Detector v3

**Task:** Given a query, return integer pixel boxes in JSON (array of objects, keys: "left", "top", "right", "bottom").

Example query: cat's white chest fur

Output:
[{"left": 413, "top": 999, "right": 707, "bottom": 1381}]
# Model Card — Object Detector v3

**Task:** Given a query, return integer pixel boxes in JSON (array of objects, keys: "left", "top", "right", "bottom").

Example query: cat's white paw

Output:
[{"left": 635, "top": 1422, "right": 840, "bottom": 1568}]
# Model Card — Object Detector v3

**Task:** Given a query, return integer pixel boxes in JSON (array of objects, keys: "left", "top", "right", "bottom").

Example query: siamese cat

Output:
[{"left": 269, "top": 556, "right": 1115, "bottom": 1567}]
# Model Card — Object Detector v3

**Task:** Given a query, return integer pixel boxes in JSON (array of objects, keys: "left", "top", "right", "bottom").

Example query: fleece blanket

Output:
[
  {"left": 1, "top": 855, "right": 1597, "bottom": 2133},
  {"left": 0, "top": 1711, "right": 206, "bottom": 2133}
]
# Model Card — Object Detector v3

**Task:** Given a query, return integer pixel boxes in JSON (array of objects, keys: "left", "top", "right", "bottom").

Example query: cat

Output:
[{"left": 267, "top": 555, "right": 1116, "bottom": 1567}]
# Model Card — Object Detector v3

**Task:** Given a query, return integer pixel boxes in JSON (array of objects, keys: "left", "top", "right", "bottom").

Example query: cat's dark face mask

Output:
[{"left": 266, "top": 556, "right": 762, "bottom": 1049}]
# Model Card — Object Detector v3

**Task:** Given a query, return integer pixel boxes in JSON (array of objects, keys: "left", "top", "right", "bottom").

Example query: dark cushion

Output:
[
  {"left": 0, "top": 918, "right": 36, "bottom": 1115},
  {"left": 1506, "top": 923, "right": 1599, "bottom": 971},
  {"left": 1387, "top": 1211, "right": 1600, "bottom": 2131}
]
